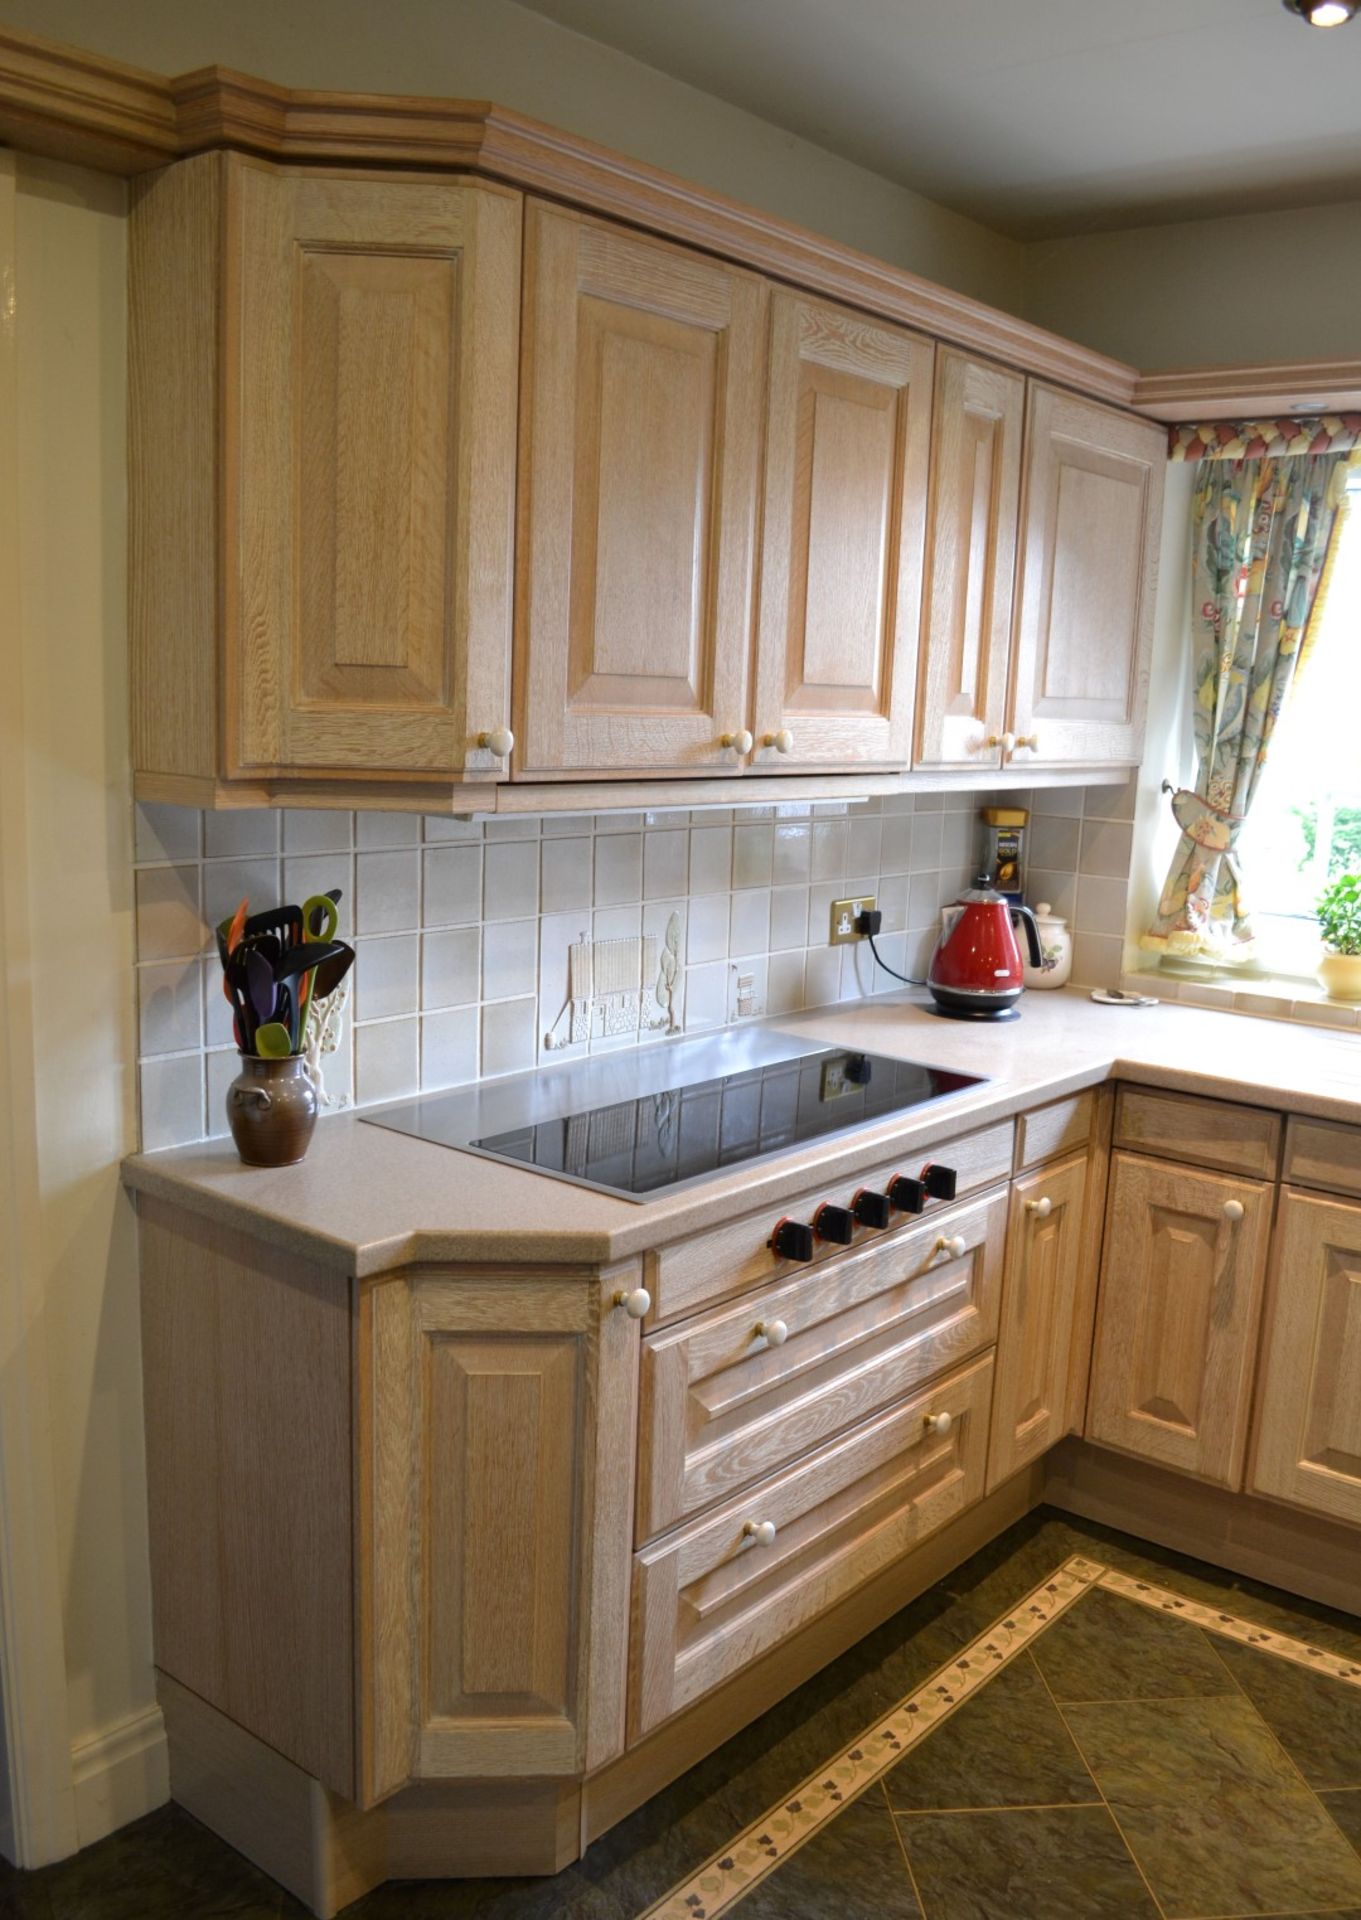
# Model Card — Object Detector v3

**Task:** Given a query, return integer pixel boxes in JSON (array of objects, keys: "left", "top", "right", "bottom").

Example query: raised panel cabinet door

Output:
[
  {"left": 1086, "top": 1153, "right": 1272, "bottom": 1488},
  {"left": 915, "top": 350, "right": 1024, "bottom": 770},
  {"left": 1007, "top": 387, "right": 1166, "bottom": 767},
  {"left": 229, "top": 160, "right": 521, "bottom": 780},
  {"left": 986, "top": 1152, "right": 1089, "bottom": 1492},
  {"left": 1251, "top": 1190, "right": 1361, "bottom": 1526},
  {"left": 357, "top": 1271, "right": 638, "bottom": 1804},
  {"left": 516, "top": 201, "right": 766, "bottom": 777},
  {"left": 752, "top": 292, "right": 933, "bottom": 770}
]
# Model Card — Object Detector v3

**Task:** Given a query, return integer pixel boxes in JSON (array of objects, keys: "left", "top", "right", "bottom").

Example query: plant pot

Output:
[
  {"left": 226, "top": 1054, "right": 319, "bottom": 1167},
  {"left": 1316, "top": 952, "right": 1361, "bottom": 1002}
]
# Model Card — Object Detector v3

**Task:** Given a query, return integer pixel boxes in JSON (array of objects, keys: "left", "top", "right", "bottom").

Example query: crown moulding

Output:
[{"left": 3, "top": 24, "right": 1351, "bottom": 422}]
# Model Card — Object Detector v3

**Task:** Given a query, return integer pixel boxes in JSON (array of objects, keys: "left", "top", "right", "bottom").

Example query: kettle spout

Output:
[{"left": 1011, "top": 903, "right": 1043, "bottom": 969}]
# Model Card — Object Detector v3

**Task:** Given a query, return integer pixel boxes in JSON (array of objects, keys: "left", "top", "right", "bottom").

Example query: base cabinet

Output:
[
  {"left": 987, "top": 1152, "right": 1089, "bottom": 1490},
  {"left": 1251, "top": 1189, "right": 1361, "bottom": 1527},
  {"left": 1086, "top": 1152, "right": 1272, "bottom": 1488}
]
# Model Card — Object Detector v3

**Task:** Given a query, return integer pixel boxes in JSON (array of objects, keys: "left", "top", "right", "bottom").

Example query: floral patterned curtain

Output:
[{"left": 1140, "top": 451, "right": 1350, "bottom": 963}]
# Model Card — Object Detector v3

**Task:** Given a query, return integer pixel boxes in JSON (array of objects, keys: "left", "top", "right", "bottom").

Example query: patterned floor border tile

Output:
[{"left": 636, "top": 1554, "right": 1361, "bottom": 1920}]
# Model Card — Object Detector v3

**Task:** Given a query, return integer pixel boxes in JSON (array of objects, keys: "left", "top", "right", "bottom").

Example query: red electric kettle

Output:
[{"left": 928, "top": 875, "right": 1043, "bottom": 1020}]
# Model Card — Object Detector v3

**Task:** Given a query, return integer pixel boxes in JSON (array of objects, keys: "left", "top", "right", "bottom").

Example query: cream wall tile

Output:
[
  {"left": 878, "top": 873, "right": 908, "bottom": 932},
  {"left": 684, "top": 961, "right": 728, "bottom": 1031},
  {"left": 424, "top": 844, "right": 482, "bottom": 927},
  {"left": 595, "top": 832, "right": 642, "bottom": 906},
  {"left": 484, "top": 816, "right": 541, "bottom": 841},
  {"left": 482, "top": 919, "right": 538, "bottom": 1002},
  {"left": 202, "top": 957, "right": 237, "bottom": 1052},
  {"left": 483, "top": 839, "right": 540, "bottom": 921},
  {"left": 804, "top": 946, "right": 840, "bottom": 1008},
  {"left": 1084, "top": 777, "right": 1138, "bottom": 822},
  {"left": 1079, "top": 817, "right": 1134, "bottom": 879},
  {"left": 355, "top": 850, "right": 419, "bottom": 934},
  {"left": 595, "top": 811, "right": 643, "bottom": 833},
  {"left": 729, "top": 888, "right": 770, "bottom": 958},
  {"left": 767, "top": 949, "right": 804, "bottom": 1015},
  {"left": 352, "top": 934, "right": 420, "bottom": 1023},
  {"left": 203, "top": 856, "right": 281, "bottom": 937},
  {"left": 422, "top": 1006, "right": 479, "bottom": 1089},
  {"left": 540, "top": 836, "right": 593, "bottom": 914},
  {"left": 355, "top": 1018, "right": 419, "bottom": 1105},
  {"left": 1299, "top": 1000, "right": 1358, "bottom": 1029},
  {"left": 910, "top": 812, "right": 943, "bottom": 869},
  {"left": 205, "top": 1048, "right": 238, "bottom": 1140},
  {"left": 283, "top": 854, "right": 355, "bottom": 936},
  {"left": 482, "top": 997, "right": 538, "bottom": 1076},
  {"left": 1026, "top": 869, "right": 1078, "bottom": 922},
  {"left": 880, "top": 813, "right": 912, "bottom": 873},
  {"left": 284, "top": 810, "right": 353, "bottom": 853},
  {"left": 423, "top": 815, "right": 483, "bottom": 842},
  {"left": 356, "top": 811, "right": 421, "bottom": 849},
  {"left": 1076, "top": 874, "right": 1129, "bottom": 938},
  {"left": 729, "top": 955, "right": 768, "bottom": 1020},
  {"left": 1072, "top": 932, "right": 1123, "bottom": 988},
  {"left": 542, "top": 813, "right": 593, "bottom": 838},
  {"left": 644, "top": 829, "right": 689, "bottom": 900},
  {"left": 772, "top": 822, "right": 811, "bottom": 886},
  {"left": 686, "top": 894, "right": 728, "bottom": 964},
  {"left": 1029, "top": 815, "right": 1081, "bottom": 872},
  {"left": 1030, "top": 785, "right": 1083, "bottom": 817},
  {"left": 689, "top": 825, "right": 732, "bottom": 894},
  {"left": 769, "top": 886, "right": 808, "bottom": 952},
  {"left": 847, "top": 816, "right": 882, "bottom": 875},
  {"left": 135, "top": 863, "right": 204, "bottom": 962},
  {"left": 421, "top": 926, "right": 481, "bottom": 1009},
  {"left": 810, "top": 819, "right": 846, "bottom": 883},
  {"left": 733, "top": 823, "right": 774, "bottom": 888},
  {"left": 908, "top": 870, "right": 940, "bottom": 926}
]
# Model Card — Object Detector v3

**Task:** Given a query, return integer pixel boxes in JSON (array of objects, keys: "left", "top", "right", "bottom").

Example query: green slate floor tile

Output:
[
  {"left": 882, "top": 1651, "right": 1097, "bottom": 1812},
  {"left": 1028, "top": 1584, "right": 1237, "bottom": 1703},
  {"left": 1065, "top": 1696, "right": 1361, "bottom": 1918},
  {"left": 731, "top": 1789, "right": 921, "bottom": 1917},
  {"left": 897, "top": 1804, "right": 1159, "bottom": 1919},
  {"left": 1213, "top": 1636, "right": 1361, "bottom": 1789}
]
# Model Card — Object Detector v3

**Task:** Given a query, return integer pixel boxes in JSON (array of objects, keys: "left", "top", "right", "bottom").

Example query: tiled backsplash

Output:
[{"left": 133, "top": 780, "right": 1140, "bottom": 1151}]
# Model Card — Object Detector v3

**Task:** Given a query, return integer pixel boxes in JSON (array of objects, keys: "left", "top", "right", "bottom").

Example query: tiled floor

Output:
[{"left": 4, "top": 1509, "right": 1359, "bottom": 1920}]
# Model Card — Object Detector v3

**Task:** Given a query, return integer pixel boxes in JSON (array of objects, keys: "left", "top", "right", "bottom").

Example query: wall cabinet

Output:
[
  {"left": 752, "top": 292, "right": 933, "bottom": 771},
  {"left": 1250, "top": 1189, "right": 1361, "bottom": 1528},
  {"left": 132, "top": 153, "right": 522, "bottom": 792},
  {"left": 987, "top": 1151, "right": 1089, "bottom": 1490},
  {"left": 515, "top": 202, "right": 767, "bottom": 779},
  {"left": 915, "top": 350, "right": 1025, "bottom": 771},
  {"left": 1007, "top": 387, "right": 1165, "bottom": 768},
  {"left": 1086, "top": 1152, "right": 1271, "bottom": 1488}
]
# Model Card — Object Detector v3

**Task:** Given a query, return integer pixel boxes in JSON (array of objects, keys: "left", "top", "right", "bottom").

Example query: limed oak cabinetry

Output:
[{"left": 130, "top": 135, "right": 1167, "bottom": 809}]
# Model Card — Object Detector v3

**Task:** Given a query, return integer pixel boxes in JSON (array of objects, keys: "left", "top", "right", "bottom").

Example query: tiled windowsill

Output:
[{"left": 1120, "top": 966, "right": 1361, "bottom": 1033}]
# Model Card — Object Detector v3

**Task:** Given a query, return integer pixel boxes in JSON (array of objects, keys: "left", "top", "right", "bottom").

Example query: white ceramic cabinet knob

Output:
[
  {"left": 721, "top": 728, "right": 754, "bottom": 754},
  {"left": 923, "top": 1410, "right": 953, "bottom": 1436},
  {"left": 1014, "top": 733, "right": 1039, "bottom": 752},
  {"left": 613, "top": 1286, "right": 652, "bottom": 1319},
  {"left": 1222, "top": 1199, "right": 1245, "bottom": 1223},
  {"left": 764, "top": 729, "right": 795, "bottom": 755},
  {"left": 1026, "top": 1195, "right": 1053, "bottom": 1219},
  {"left": 987, "top": 731, "right": 1016, "bottom": 753},
  {"left": 755, "top": 1318, "right": 789, "bottom": 1348},
  {"left": 934, "top": 1233, "right": 967, "bottom": 1260},
  {"left": 477, "top": 726, "right": 515, "bottom": 758},
  {"left": 743, "top": 1518, "right": 778, "bottom": 1547}
]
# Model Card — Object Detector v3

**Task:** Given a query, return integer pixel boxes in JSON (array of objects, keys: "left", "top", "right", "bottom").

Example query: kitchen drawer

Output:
[
  {"left": 636, "top": 1187, "right": 1006, "bottom": 1539},
  {"left": 630, "top": 1352, "right": 993, "bottom": 1739},
  {"left": 1015, "top": 1090, "right": 1096, "bottom": 1172},
  {"left": 1283, "top": 1115, "right": 1361, "bottom": 1202},
  {"left": 646, "top": 1118, "right": 1014, "bottom": 1325},
  {"left": 1114, "top": 1086, "right": 1280, "bottom": 1180}
]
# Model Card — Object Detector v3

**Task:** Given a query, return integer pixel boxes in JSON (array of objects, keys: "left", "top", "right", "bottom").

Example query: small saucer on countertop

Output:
[{"left": 1090, "top": 987, "right": 1159, "bottom": 1007}]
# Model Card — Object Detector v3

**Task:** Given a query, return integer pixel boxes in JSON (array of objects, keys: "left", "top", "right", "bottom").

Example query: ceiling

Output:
[{"left": 514, "top": 0, "right": 1361, "bottom": 238}]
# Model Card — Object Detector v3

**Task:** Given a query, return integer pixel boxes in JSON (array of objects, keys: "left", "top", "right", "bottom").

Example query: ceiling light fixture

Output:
[{"left": 1282, "top": 0, "right": 1357, "bottom": 24}]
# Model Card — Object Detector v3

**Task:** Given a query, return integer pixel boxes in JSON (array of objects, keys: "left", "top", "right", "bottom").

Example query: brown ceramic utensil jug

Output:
[{"left": 226, "top": 1055, "right": 318, "bottom": 1167}]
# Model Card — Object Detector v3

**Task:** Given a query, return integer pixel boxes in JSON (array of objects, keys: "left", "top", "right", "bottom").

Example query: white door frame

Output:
[{"left": 0, "top": 147, "right": 80, "bottom": 1870}]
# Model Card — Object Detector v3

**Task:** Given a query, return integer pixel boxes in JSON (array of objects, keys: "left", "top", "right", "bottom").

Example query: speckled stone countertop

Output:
[{"left": 121, "top": 988, "right": 1361, "bottom": 1277}]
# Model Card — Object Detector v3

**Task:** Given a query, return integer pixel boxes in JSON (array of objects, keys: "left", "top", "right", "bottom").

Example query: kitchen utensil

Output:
[
  {"left": 254, "top": 1021, "right": 294, "bottom": 1058},
  {"left": 306, "top": 945, "right": 355, "bottom": 1003},
  {"left": 244, "top": 947, "right": 279, "bottom": 1025},
  {"left": 223, "top": 946, "right": 260, "bottom": 1052},
  {"left": 927, "top": 874, "right": 1042, "bottom": 1019},
  {"left": 219, "top": 901, "right": 304, "bottom": 954},
  {"left": 302, "top": 892, "right": 339, "bottom": 943},
  {"left": 272, "top": 939, "right": 349, "bottom": 986}
]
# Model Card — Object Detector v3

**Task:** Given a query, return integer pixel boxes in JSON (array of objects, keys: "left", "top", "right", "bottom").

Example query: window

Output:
[{"left": 1236, "top": 467, "right": 1361, "bottom": 976}]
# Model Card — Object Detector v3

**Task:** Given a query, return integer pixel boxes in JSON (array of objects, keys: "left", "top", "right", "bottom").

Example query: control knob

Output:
[
  {"left": 768, "top": 1217, "right": 815, "bottom": 1263},
  {"left": 813, "top": 1202, "right": 855, "bottom": 1245},
  {"left": 852, "top": 1187, "right": 892, "bottom": 1230},
  {"left": 923, "top": 1162, "right": 958, "bottom": 1201},
  {"left": 887, "top": 1172, "right": 926, "bottom": 1214}
]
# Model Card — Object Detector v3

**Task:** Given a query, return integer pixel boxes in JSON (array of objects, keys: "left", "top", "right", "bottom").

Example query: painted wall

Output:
[
  {"left": 8, "top": 156, "right": 164, "bottom": 1853},
  {"left": 1024, "top": 199, "right": 1361, "bottom": 369},
  {"left": 0, "top": 0, "right": 1023, "bottom": 313}
]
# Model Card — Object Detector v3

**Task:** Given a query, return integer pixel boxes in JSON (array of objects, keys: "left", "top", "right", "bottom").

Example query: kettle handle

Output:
[{"left": 1011, "top": 903, "right": 1043, "bottom": 969}]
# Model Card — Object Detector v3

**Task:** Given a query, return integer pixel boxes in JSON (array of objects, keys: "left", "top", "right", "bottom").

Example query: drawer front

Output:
[
  {"left": 1283, "top": 1115, "right": 1361, "bottom": 1202},
  {"left": 1114, "top": 1086, "right": 1280, "bottom": 1179},
  {"left": 630, "top": 1352, "right": 993, "bottom": 1740},
  {"left": 637, "top": 1187, "right": 1006, "bottom": 1539},
  {"left": 648, "top": 1118, "right": 1014, "bottom": 1325},
  {"left": 1015, "top": 1090, "right": 1096, "bottom": 1172}
]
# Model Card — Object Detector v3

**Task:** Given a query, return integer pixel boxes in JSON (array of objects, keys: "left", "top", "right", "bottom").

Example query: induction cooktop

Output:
[{"left": 362, "top": 1026, "right": 986, "bottom": 1203}]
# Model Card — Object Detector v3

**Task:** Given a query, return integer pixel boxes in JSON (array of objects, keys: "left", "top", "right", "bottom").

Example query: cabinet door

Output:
[
  {"left": 357, "top": 1269, "right": 638, "bottom": 1803},
  {"left": 915, "top": 351, "right": 1024, "bottom": 771},
  {"left": 1087, "top": 1153, "right": 1271, "bottom": 1487},
  {"left": 516, "top": 202, "right": 765, "bottom": 777},
  {"left": 987, "top": 1152, "right": 1089, "bottom": 1491},
  {"left": 1251, "top": 1190, "right": 1361, "bottom": 1526},
  {"left": 751, "top": 292, "right": 933, "bottom": 770},
  {"left": 1008, "top": 387, "right": 1165, "bottom": 767},
  {"left": 231, "top": 161, "right": 520, "bottom": 780}
]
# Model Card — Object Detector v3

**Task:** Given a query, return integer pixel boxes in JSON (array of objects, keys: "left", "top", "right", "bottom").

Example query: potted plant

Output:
[{"left": 1316, "top": 871, "right": 1361, "bottom": 1001}]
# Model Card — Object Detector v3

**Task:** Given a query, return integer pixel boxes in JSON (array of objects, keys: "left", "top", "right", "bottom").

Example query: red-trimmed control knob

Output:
[
  {"left": 923, "top": 1163, "right": 958, "bottom": 1201},
  {"left": 768, "top": 1217, "right": 815, "bottom": 1262},
  {"left": 888, "top": 1172, "right": 927, "bottom": 1214},
  {"left": 813, "top": 1202, "right": 855, "bottom": 1245},
  {"left": 852, "top": 1187, "right": 892, "bottom": 1230}
]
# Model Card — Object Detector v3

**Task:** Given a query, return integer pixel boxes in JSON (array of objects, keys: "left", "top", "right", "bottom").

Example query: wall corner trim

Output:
[{"left": 70, "top": 1704, "right": 169, "bottom": 1851}]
